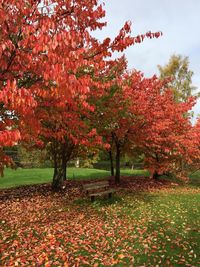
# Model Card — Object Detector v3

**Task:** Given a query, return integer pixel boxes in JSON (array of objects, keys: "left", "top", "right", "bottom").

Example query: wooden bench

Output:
[{"left": 83, "top": 180, "right": 115, "bottom": 202}]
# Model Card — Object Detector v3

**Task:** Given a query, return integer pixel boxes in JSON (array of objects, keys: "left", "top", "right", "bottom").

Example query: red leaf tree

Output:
[
  {"left": 0, "top": 0, "right": 162, "bottom": 188},
  {"left": 94, "top": 71, "right": 196, "bottom": 183},
  {"left": 137, "top": 86, "right": 196, "bottom": 180}
]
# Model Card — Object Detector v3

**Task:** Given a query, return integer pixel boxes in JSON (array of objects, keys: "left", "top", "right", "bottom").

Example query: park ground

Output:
[{"left": 0, "top": 168, "right": 200, "bottom": 266}]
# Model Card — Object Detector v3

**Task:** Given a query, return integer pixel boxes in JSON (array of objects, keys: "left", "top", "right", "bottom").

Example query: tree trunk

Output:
[
  {"left": 52, "top": 166, "right": 64, "bottom": 191},
  {"left": 115, "top": 145, "right": 121, "bottom": 184},
  {"left": 52, "top": 150, "right": 64, "bottom": 191},
  {"left": 53, "top": 154, "right": 58, "bottom": 180},
  {"left": 109, "top": 150, "right": 114, "bottom": 176},
  {"left": 62, "top": 156, "right": 67, "bottom": 181},
  {"left": 152, "top": 171, "right": 160, "bottom": 180}
]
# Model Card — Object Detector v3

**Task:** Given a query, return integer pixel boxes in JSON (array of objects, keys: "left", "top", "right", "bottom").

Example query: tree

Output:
[
  {"left": 178, "top": 118, "right": 200, "bottom": 176},
  {"left": 138, "top": 90, "right": 196, "bottom": 179},
  {"left": 0, "top": 0, "right": 129, "bottom": 176},
  {"left": 0, "top": 0, "right": 162, "bottom": 188},
  {"left": 17, "top": 145, "right": 48, "bottom": 168},
  {"left": 158, "top": 54, "right": 197, "bottom": 102},
  {"left": 95, "top": 70, "right": 197, "bottom": 183},
  {"left": 0, "top": 81, "right": 37, "bottom": 174},
  {"left": 90, "top": 56, "right": 128, "bottom": 178},
  {"left": 36, "top": 90, "right": 104, "bottom": 190},
  {"left": 94, "top": 70, "right": 152, "bottom": 184}
]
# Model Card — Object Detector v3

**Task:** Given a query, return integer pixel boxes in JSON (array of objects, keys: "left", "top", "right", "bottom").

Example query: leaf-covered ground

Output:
[{"left": 0, "top": 176, "right": 200, "bottom": 266}]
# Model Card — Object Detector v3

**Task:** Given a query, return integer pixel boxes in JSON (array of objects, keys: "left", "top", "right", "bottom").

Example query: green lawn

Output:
[
  {"left": 0, "top": 167, "right": 199, "bottom": 189},
  {"left": 0, "top": 168, "right": 149, "bottom": 189},
  {"left": 89, "top": 188, "right": 200, "bottom": 266}
]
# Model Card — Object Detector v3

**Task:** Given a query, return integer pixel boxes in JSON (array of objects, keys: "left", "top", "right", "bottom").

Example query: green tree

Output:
[
  {"left": 18, "top": 145, "right": 48, "bottom": 168},
  {"left": 158, "top": 54, "right": 197, "bottom": 102}
]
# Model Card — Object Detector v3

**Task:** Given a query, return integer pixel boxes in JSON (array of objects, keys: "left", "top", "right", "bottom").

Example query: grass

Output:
[
  {"left": 0, "top": 178, "right": 199, "bottom": 266},
  {"left": 0, "top": 168, "right": 199, "bottom": 266},
  {"left": 0, "top": 167, "right": 149, "bottom": 189},
  {"left": 0, "top": 167, "right": 199, "bottom": 189},
  {"left": 85, "top": 188, "right": 200, "bottom": 266}
]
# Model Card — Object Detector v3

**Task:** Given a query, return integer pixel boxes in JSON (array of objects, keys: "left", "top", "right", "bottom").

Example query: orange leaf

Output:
[{"left": 118, "top": 254, "right": 125, "bottom": 259}]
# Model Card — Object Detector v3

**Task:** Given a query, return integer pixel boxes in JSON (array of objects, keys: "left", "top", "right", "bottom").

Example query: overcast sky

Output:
[{"left": 94, "top": 0, "right": 200, "bottom": 120}]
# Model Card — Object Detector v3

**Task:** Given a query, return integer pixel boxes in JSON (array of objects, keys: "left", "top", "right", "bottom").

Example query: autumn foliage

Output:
[
  {"left": 0, "top": 0, "right": 199, "bottom": 187},
  {"left": 93, "top": 71, "right": 199, "bottom": 182}
]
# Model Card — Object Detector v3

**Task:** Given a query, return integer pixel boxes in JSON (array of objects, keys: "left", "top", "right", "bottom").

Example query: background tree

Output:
[
  {"left": 138, "top": 90, "right": 196, "bottom": 180},
  {"left": 97, "top": 72, "right": 196, "bottom": 183},
  {"left": 94, "top": 70, "right": 154, "bottom": 184},
  {"left": 179, "top": 118, "right": 200, "bottom": 176},
  {"left": 17, "top": 145, "right": 48, "bottom": 168},
  {"left": 158, "top": 54, "right": 197, "bottom": 102}
]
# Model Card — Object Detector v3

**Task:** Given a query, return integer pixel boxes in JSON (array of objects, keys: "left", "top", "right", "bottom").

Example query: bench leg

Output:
[
  {"left": 108, "top": 192, "right": 112, "bottom": 199},
  {"left": 91, "top": 195, "right": 95, "bottom": 202}
]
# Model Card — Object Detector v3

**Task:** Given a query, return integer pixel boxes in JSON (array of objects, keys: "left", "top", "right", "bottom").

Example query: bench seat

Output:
[{"left": 83, "top": 181, "right": 115, "bottom": 202}]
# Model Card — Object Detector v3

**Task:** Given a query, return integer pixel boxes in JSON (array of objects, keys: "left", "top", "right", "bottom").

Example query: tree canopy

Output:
[
  {"left": 1, "top": 0, "right": 199, "bottom": 188},
  {"left": 158, "top": 54, "right": 197, "bottom": 102}
]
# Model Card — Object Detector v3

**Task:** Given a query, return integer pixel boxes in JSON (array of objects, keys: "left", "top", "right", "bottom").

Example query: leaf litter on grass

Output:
[{"left": 0, "top": 176, "right": 200, "bottom": 266}]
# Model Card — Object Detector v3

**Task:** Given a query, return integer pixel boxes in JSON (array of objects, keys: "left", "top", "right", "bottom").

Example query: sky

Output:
[{"left": 93, "top": 0, "right": 200, "bottom": 120}]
